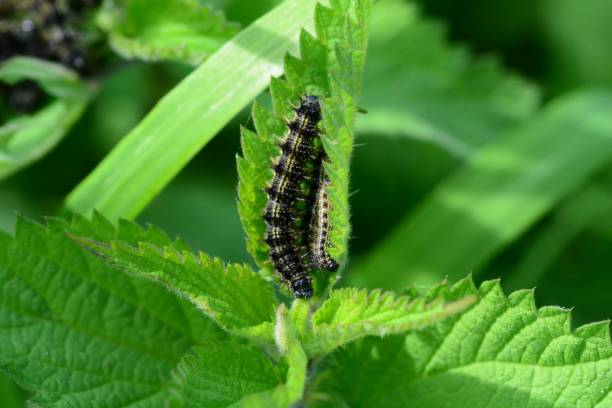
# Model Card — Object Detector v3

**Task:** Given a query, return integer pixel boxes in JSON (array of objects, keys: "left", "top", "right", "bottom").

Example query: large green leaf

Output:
[
  {"left": 0, "top": 215, "right": 221, "bottom": 406},
  {"left": 237, "top": 0, "right": 371, "bottom": 296},
  {"left": 101, "top": 0, "right": 239, "bottom": 64},
  {"left": 65, "top": 0, "right": 321, "bottom": 221},
  {"left": 357, "top": 0, "right": 539, "bottom": 157},
  {"left": 350, "top": 89, "right": 612, "bottom": 289},
  {"left": 312, "top": 278, "right": 612, "bottom": 408},
  {"left": 0, "top": 57, "right": 91, "bottom": 180}
]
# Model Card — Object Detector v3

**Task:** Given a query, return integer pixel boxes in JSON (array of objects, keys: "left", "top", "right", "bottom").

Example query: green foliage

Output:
[
  {"left": 0, "top": 215, "right": 221, "bottom": 406},
  {"left": 351, "top": 89, "right": 612, "bottom": 289},
  {"left": 2, "top": 0, "right": 612, "bottom": 406},
  {"left": 542, "top": 0, "right": 612, "bottom": 89},
  {"left": 0, "top": 57, "right": 91, "bottom": 180},
  {"left": 66, "top": 0, "right": 322, "bottom": 221},
  {"left": 357, "top": 0, "right": 539, "bottom": 157},
  {"left": 237, "top": 0, "right": 371, "bottom": 295},
  {"left": 170, "top": 341, "right": 281, "bottom": 407},
  {"left": 100, "top": 0, "right": 239, "bottom": 64},
  {"left": 72, "top": 213, "right": 278, "bottom": 338},
  {"left": 303, "top": 287, "right": 475, "bottom": 356},
  {"left": 312, "top": 278, "right": 612, "bottom": 408}
]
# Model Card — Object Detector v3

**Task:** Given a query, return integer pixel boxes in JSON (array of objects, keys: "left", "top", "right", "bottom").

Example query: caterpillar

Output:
[
  {"left": 264, "top": 95, "right": 322, "bottom": 298},
  {"left": 308, "top": 169, "right": 339, "bottom": 272}
]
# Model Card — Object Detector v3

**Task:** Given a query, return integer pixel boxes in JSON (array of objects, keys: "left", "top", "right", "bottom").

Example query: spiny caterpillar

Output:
[
  {"left": 309, "top": 169, "right": 339, "bottom": 272},
  {"left": 263, "top": 95, "right": 338, "bottom": 298}
]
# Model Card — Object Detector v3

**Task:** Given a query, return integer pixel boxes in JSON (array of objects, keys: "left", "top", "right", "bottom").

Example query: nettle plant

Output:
[{"left": 1, "top": 0, "right": 611, "bottom": 407}]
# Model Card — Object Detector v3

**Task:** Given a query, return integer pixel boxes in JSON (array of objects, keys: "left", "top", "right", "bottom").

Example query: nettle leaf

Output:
[
  {"left": 169, "top": 341, "right": 281, "bottom": 408},
  {"left": 237, "top": 0, "right": 371, "bottom": 295},
  {"left": 312, "top": 277, "right": 612, "bottom": 408},
  {"left": 302, "top": 287, "right": 476, "bottom": 356},
  {"left": 72, "top": 213, "right": 278, "bottom": 339},
  {"left": 101, "top": 0, "right": 239, "bottom": 64},
  {"left": 0, "top": 215, "right": 222, "bottom": 407},
  {"left": 358, "top": 0, "right": 539, "bottom": 157},
  {"left": 0, "top": 57, "right": 91, "bottom": 180}
]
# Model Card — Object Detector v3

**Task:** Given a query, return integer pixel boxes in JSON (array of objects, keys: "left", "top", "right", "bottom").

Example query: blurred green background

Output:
[{"left": 1, "top": 0, "right": 612, "bottom": 402}]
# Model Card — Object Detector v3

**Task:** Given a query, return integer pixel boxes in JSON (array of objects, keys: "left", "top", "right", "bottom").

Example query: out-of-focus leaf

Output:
[
  {"left": 0, "top": 58, "right": 90, "bottom": 180},
  {"left": 506, "top": 183, "right": 612, "bottom": 290},
  {"left": 0, "top": 57, "right": 88, "bottom": 99},
  {"left": 350, "top": 89, "right": 612, "bottom": 289},
  {"left": 66, "top": 0, "right": 321, "bottom": 221},
  {"left": 542, "top": 0, "right": 612, "bottom": 89},
  {"left": 101, "top": 0, "right": 239, "bottom": 64},
  {"left": 357, "top": 0, "right": 539, "bottom": 157}
]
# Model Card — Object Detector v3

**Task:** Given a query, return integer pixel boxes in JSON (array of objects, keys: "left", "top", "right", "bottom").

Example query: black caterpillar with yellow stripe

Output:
[{"left": 263, "top": 95, "right": 338, "bottom": 298}]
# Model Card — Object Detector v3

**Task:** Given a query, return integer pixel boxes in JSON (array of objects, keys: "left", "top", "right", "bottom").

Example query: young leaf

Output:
[
  {"left": 0, "top": 215, "right": 222, "bottom": 407},
  {"left": 66, "top": 0, "right": 322, "bottom": 221},
  {"left": 169, "top": 341, "right": 281, "bottom": 408},
  {"left": 71, "top": 214, "right": 278, "bottom": 339},
  {"left": 236, "top": 304, "right": 308, "bottom": 407},
  {"left": 351, "top": 89, "right": 612, "bottom": 289},
  {"left": 302, "top": 287, "right": 475, "bottom": 356},
  {"left": 101, "top": 0, "right": 239, "bottom": 65},
  {"left": 312, "top": 277, "right": 612, "bottom": 408},
  {"left": 0, "top": 57, "right": 91, "bottom": 180},
  {"left": 357, "top": 0, "right": 539, "bottom": 157},
  {"left": 237, "top": 0, "right": 372, "bottom": 295}
]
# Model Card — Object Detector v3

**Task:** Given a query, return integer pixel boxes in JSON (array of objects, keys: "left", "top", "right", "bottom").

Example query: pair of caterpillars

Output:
[{"left": 264, "top": 95, "right": 339, "bottom": 298}]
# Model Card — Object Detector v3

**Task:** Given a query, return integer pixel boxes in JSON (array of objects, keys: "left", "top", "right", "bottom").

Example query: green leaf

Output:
[
  {"left": 71, "top": 214, "right": 278, "bottom": 338},
  {"left": 236, "top": 304, "right": 308, "bottom": 407},
  {"left": 0, "top": 215, "right": 221, "bottom": 406},
  {"left": 350, "top": 89, "right": 612, "bottom": 289},
  {"left": 312, "top": 277, "right": 612, "bottom": 408},
  {"left": 0, "top": 57, "right": 89, "bottom": 99},
  {"left": 169, "top": 341, "right": 280, "bottom": 408},
  {"left": 0, "top": 373, "right": 27, "bottom": 408},
  {"left": 506, "top": 182, "right": 612, "bottom": 290},
  {"left": 101, "top": 0, "right": 239, "bottom": 64},
  {"left": 65, "top": 0, "right": 322, "bottom": 221},
  {"left": 302, "top": 287, "right": 475, "bottom": 356},
  {"left": 357, "top": 0, "right": 539, "bottom": 157},
  {"left": 237, "top": 0, "right": 372, "bottom": 295},
  {"left": 0, "top": 58, "right": 91, "bottom": 180},
  {"left": 542, "top": 0, "right": 612, "bottom": 88}
]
